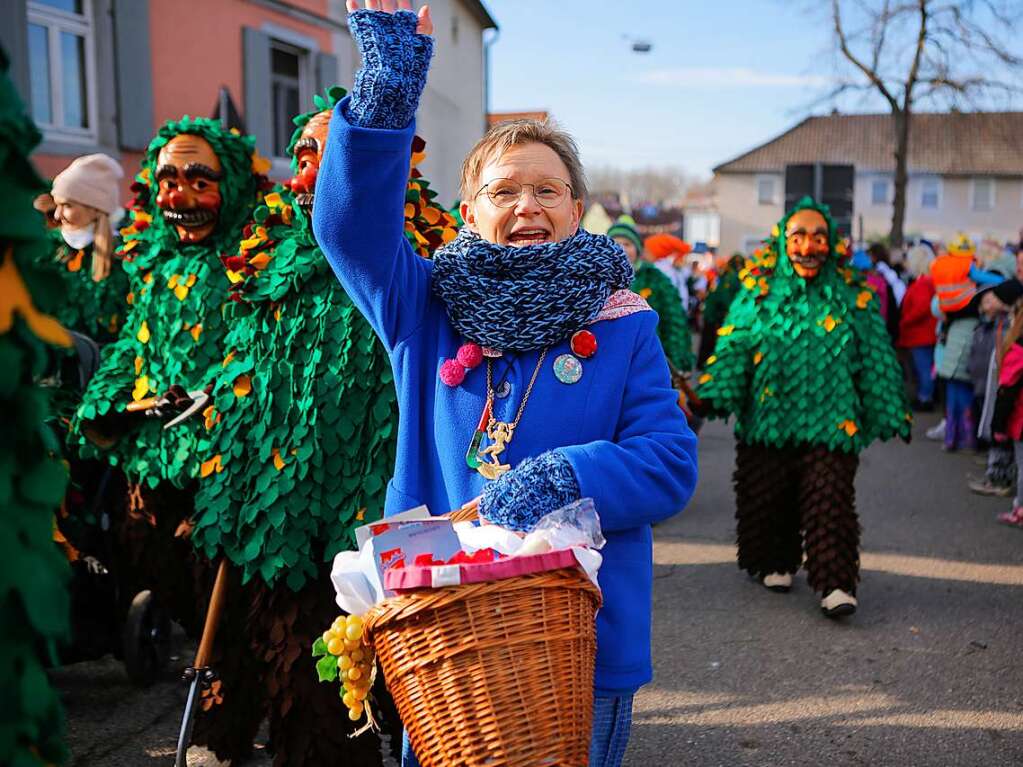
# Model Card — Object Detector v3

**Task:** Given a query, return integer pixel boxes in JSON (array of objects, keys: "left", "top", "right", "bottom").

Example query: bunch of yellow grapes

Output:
[{"left": 322, "top": 613, "right": 375, "bottom": 722}]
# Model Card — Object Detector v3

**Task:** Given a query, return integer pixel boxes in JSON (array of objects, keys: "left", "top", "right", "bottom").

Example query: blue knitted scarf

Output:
[{"left": 432, "top": 228, "right": 633, "bottom": 352}]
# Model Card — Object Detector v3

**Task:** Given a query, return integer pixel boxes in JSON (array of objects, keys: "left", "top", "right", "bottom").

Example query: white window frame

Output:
[
  {"left": 970, "top": 177, "right": 996, "bottom": 212},
  {"left": 919, "top": 176, "right": 942, "bottom": 210},
  {"left": 262, "top": 23, "right": 318, "bottom": 170},
  {"left": 870, "top": 177, "right": 891, "bottom": 206},
  {"left": 27, "top": 0, "right": 99, "bottom": 144},
  {"left": 755, "top": 175, "right": 778, "bottom": 206}
]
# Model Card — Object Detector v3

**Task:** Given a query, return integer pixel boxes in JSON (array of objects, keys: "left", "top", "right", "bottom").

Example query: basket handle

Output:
[{"left": 445, "top": 496, "right": 480, "bottom": 524}]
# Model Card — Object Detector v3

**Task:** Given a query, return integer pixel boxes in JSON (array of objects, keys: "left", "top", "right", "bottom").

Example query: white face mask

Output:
[{"left": 61, "top": 223, "right": 96, "bottom": 250}]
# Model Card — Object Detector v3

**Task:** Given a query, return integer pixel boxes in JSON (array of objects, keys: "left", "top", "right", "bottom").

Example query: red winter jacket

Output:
[{"left": 897, "top": 275, "right": 938, "bottom": 348}]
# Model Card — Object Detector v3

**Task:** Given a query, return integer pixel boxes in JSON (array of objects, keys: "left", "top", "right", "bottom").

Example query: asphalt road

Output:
[{"left": 54, "top": 413, "right": 1023, "bottom": 766}]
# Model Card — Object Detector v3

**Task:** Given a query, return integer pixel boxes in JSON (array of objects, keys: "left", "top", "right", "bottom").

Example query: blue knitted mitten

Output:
[
  {"left": 346, "top": 9, "right": 434, "bottom": 129},
  {"left": 479, "top": 451, "right": 581, "bottom": 532}
]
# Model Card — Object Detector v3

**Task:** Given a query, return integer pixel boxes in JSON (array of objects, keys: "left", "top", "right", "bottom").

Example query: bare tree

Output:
[
  {"left": 830, "top": 0, "right": 1022, "bottom": 247},
  {"left": 587, "top": 165, "right": 694, "bottom": 207}
]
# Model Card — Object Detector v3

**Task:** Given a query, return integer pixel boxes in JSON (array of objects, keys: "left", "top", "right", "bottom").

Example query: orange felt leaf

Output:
[
  {"left": 857, "top": 290, "right": 872, "bottom": 309},
  {"left": 222, "top": 351, "right": 236, "bottom": 368},
  {"left": 233, "top": 374, "right": 252, "bottom": 397},
  {"left": 272, "top": 448, "right": 286, "bottom": 471},
  {"left": 699, "top": 373, "right": 712, "bottom": 384},
  {"left": 185, "top": 274, "right": 197, "bottom": 287},
  {"left": 639, "top": 288, "right": 653, "bottom": 299},
  {"left": 167, "top": 274, "right": 180, "bottom": 289},
  {"left": 126, "top": 291, "right": 134, "bottom": 305},
  {"left": 190, "top": 324, "right": 202, "bottom": 341},
  {"left": 0, "top": 246, "right": 72, "bottom": 347},
  {"left": 753, "top": 351, "right": 763, "bottom": 365},
  {"left": 249, "top": 252, "right": 271, "bottom": 270},
  {"left": 404, "top": 203, "right": 415, "bottom": 219},
  {"left": 423, "top": 206, "right": 441, "bottom": 225},
  {"left": 66, "top": 250, "right": 84, "bottom": 272},
  {"left": 200, "top": 454, "right": 223, "bottom": 478},
  {"left": 203, "top": 405, "right": 217, "bottom": 430},
  {"left": 134, "top": 356, "right": 143, "bottom": 375},
  {"left": 822, "top": 315, "right": 837, "bottom": 332},
  {"left": 121, "top": 238, "right": 139, "bottom": 253}
]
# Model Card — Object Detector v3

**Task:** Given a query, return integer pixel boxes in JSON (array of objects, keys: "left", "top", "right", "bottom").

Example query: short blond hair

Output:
[{"left": 460, "top": 119, "right": 587, "bottom": 203}]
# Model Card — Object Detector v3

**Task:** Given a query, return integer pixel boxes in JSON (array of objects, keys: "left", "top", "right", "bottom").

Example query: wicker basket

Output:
[{"left": 363, "top": 550, "right": 601, "bottom": 766}]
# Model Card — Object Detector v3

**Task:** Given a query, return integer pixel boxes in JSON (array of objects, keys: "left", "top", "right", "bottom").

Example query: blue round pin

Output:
[{"left": 553, "top": 353, "right": 583, "bottom": 385}]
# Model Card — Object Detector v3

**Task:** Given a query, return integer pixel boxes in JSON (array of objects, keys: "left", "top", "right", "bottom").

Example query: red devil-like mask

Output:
[{"left": 283, "top": 110, "right": 331, "bottom": 216}]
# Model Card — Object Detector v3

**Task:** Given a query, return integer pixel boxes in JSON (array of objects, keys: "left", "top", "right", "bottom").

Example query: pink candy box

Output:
[{"left": 384, "top": 548, "right": 581, "bottom": 592}]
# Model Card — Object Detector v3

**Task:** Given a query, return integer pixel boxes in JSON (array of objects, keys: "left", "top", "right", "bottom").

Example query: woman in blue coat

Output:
[{"left": 314, "top": 2, "right": 698, "bottom": 764}]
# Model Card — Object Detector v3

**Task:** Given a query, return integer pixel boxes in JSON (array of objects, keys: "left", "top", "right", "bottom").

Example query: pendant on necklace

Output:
[
  {"left": 476, "top": 420, "right": 514, "bottom": 480},
  {"left": 465, "top": 399, "right": 491, "bottom": 470}
]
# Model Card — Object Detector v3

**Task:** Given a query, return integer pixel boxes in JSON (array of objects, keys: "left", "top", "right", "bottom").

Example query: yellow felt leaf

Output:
[
  {"left": 233, "top": 374, "right": 252, "bottom": 397},
  {"left": 718, "top": 325, "right": 734, "bottom": 337},
  {"left": 200, "top": 454, "right": 223, "bottom": 478},
  {"left": 121, "top": 239, "right": 139, "bottom": 253},
  {"left": 753, "top": 351, "right": 763, "bottom": 365},
  {"left": 706, "top": 355, "right": 717, "bottom": 365},
  {"left": 355, "top": 508, "right": 366, "bottom": 521},
  {"left": 239, "top": 236, "right": 263, "bottom": 251},
  {"left": 167, "top": 274, "right": 180, "bottom": 289},
  {"left": 174, "top": 284, "right": 189, "bottom": 301},
  {"left": 137, "top": 321, "right": 150, "bottom": 344},
  {"left": 203, "top": 405, "right": 217, "bottom": 430},
  {"left": 222, "top": 351, "right": 236, "bottom": 368},
  {"left": 264, "top": 192, "right": 283, "bottom": 210},
  {"left": 742, "top": 277, "right": 756, "bottom": 290},
  {"left": 132, "top": 376, "right": 150, "bottom": 401},
  {"left": 226, "top": 269, "right": 244, "bottom": 284},
  {"left": 135, "top": 210, "right": 152, "bottom": 224},
  {"left": 185, "top": 274, "right": 197, "bottom": 287},
  {"left": 249, "top": 253, "right": 271, "bottom": 270}
]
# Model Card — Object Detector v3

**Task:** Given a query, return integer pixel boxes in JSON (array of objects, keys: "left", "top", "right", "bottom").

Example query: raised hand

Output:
[{"left": 346, "top": 0, "right": 433, "bottom": 36}]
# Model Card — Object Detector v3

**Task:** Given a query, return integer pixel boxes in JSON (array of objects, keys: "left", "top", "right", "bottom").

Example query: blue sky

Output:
[{"left": 483, "top": 0, "right": 1017, "bottom": 179}]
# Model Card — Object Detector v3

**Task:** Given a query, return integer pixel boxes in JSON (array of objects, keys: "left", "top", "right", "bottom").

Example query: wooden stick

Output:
[
  {"left": 194, "top": 560, "right": 230, "bottom": 669},
  {"left": 126, "top": 397, "right": 161, "bottom": 412}
]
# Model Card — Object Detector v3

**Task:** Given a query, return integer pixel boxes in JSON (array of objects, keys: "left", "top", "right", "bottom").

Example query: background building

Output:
[
  {"left": 713, "top": 111, "right": 1023, "bottom": 255},
  {"left": 2, "top": 0, "right": 496, "bottom": 204}
]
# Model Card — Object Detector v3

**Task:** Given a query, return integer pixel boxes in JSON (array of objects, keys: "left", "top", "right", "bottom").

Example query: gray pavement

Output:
[{"left": 55, "top": 413, "right": 1023, "bottom": 766}]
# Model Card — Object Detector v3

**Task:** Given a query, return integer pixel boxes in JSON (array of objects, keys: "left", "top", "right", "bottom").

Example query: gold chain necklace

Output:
[{"left": 473, "top": 348, "right": 549, "bottom": 480}]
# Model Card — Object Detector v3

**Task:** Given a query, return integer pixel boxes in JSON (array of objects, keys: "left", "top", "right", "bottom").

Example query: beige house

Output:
[{"left": 713, "top": 112, "right": 1023, "bottom": 255}]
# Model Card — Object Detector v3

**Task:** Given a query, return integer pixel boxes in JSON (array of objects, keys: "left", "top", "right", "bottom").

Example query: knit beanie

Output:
[
  {"left": 606, "top": 215, "right": 643, "bottom": 255},
  {"left": 51, "top": 153, "right": 122, "bottom": 214}
]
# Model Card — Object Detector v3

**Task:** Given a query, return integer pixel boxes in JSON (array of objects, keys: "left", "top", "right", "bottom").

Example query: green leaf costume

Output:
[
  {"left": 37, "top": 228, "right": 129, "bottom": 344},
  {"left": 192, "top": 89, "right": 458, "bottom": 593},
  {"left": 632, "top": 260, "right": 693, "bottom": 371},
  {"left": 697, "top": 198, "right": 910, "bottom": 606},
  {"left": 70, "top": 118, "right": 266, "bottom": 489},
  {"left": 0, "top": 46, "right": 71, "bottom": 767},
  {"left": 698, "top": 198, "right": 911, "bottom": 453}
]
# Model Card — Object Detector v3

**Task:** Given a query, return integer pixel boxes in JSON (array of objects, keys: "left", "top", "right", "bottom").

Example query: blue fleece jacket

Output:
[{"left": 312, "top": 99, "right": 698, "bottom": 695}]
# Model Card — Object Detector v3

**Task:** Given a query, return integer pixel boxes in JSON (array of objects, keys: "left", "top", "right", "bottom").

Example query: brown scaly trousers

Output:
[
  {"left": 190, "top": 571, "right": 400, "bottom": 766},
  {"left": 733, "top": 442, "right": 861, "bottom": 595}
]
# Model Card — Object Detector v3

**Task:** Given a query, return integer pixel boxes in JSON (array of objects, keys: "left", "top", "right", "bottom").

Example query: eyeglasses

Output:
[{"left": 474, "top": 178, "right": 573, "bottom": 209}]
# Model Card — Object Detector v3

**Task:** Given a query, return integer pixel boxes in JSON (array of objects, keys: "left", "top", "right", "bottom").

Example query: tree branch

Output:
[{"left": 832, "top": 0, "right": 901, "bottom": 110}]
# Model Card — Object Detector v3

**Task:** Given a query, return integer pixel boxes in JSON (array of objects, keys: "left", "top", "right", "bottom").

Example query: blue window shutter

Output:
[
  {"left": 243, "top": 27, "right": 272, "bottom": 158},
  {"left": 112, "top": 0, "right": 154, "bottom": 150},
  {"left": 315, "top": 51, "right": 339, "bottom": 94}
]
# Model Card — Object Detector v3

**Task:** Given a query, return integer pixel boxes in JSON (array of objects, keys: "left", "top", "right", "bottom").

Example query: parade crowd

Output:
[{"left": 3, "top": 1, "right": 1020, "bottom": 766}]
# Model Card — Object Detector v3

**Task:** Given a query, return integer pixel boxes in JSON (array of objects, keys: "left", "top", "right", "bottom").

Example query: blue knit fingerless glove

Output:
[
  {"left": 346, "top": 9, "right": 434, "bottom": 129},
  {"left": 479, "top": 451, "right": 581, "bottom": 533}
]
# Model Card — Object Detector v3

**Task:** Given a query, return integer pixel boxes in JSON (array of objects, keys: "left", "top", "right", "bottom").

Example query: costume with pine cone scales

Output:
[
  {"left": 190, "top": 88, "right": 457, "bottom": 766},
  {"left": 698, "top": 197, "right": 909, "bottom": 612},
  {"left": 0, "top": 45, "right": 73, "bottom": 767}
]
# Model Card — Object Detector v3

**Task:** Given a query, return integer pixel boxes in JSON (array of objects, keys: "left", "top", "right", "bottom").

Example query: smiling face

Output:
[
  {"left": 287, "top": 110, "right": 331, "bottom": 216},
  {"left": 52, "top": 198, "right": 98, "bottom": 229},
  {"left": 460, "top": 142, "right": 583, "bottom": 248},
  {"left": 784, "top": 209, "right": 830, "bottom": 279},
  {"left": 154, "top": 134, "right": 223, "bottom": 243}
]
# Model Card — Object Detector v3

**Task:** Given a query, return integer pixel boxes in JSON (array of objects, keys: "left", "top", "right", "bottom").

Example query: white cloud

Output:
[{"left": 635, "top": 67, "right": 831, "bottom": 88}]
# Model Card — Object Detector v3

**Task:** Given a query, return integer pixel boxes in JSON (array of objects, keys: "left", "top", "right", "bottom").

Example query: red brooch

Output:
[{"left": 570, "top": 330, "right": 597, "bottom": 359}]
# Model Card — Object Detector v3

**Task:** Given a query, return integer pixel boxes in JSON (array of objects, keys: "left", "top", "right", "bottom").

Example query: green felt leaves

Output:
[
  {"left": 0, "top": 48, "right": 71, "bottom": 766},
  {"left": 698, "top": 205, "right": 911, "bottom": 453},
  {"left": 632, "top": 261, "right": 694, "bottom": 372}
]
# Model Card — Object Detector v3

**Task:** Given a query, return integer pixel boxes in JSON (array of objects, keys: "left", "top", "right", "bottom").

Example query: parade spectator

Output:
[
  {"left": 898, "top": 244, "right": 939, "bottom": 411},
  {"left": 990, "top": 277, "right": 1023, "bottom": 527},
  {"left": 645, "top": 233, "right": 695, "bottom": 313},
  {"left": 971, "top": 278, "right": 1023, "bottom": 496},
  {"left": 698, "top": 252, "right": 744, "bottom": 366},
  {"left": 315, "top": 3, "right": 698, "bottom": 763},
  {"left": 608, "top": 215, "right": 694, "bottom": 371}
]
